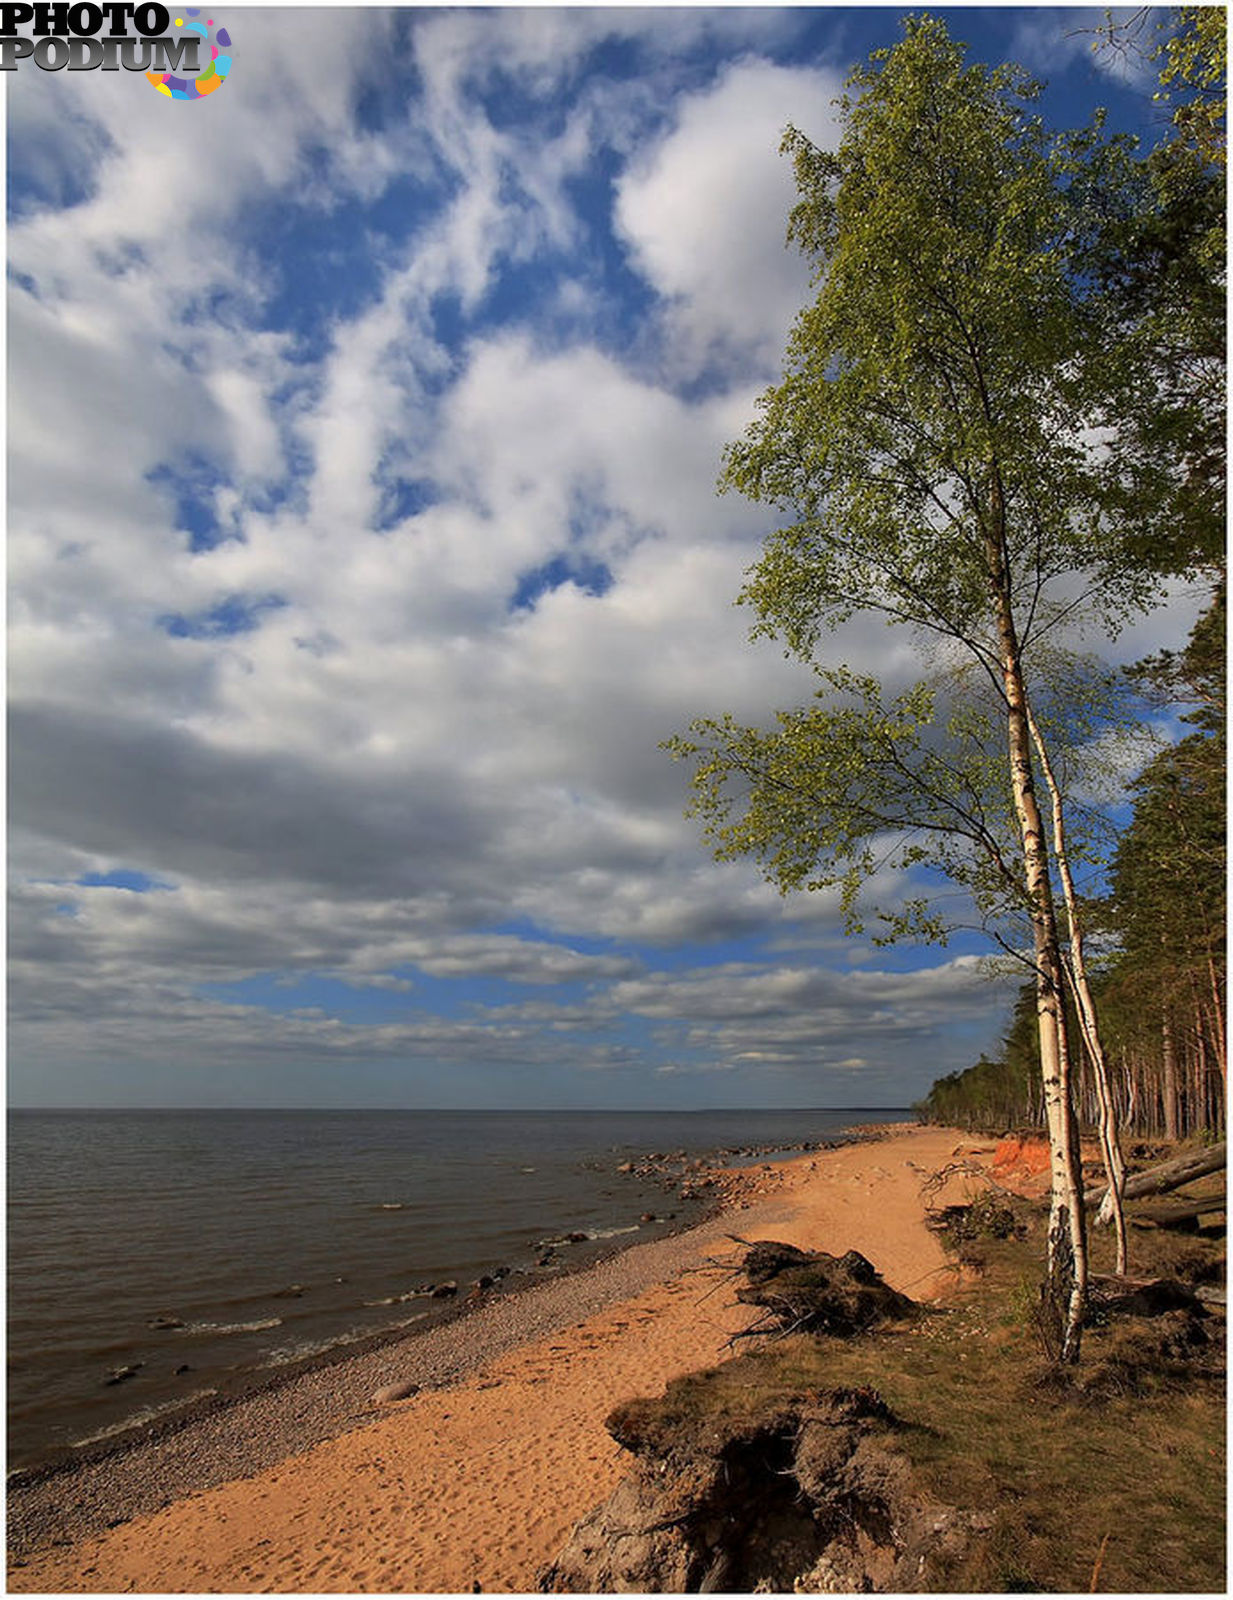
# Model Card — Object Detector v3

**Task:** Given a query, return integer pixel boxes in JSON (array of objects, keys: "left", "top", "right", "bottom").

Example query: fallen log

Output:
[
  {"left": 1085, "top": 1142, "right": 1226, "bottom": 1222},
  {"left": 1129, "top": 1193, "right": 1226, "bottom": 1232}
]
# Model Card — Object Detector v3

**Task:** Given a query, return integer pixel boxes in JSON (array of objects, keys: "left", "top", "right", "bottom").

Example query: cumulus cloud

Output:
[
  {"left": 616, "top": 57, "right": 844, "bottom": 375},
  {"left": 7, "top": 8, "right": 1174, "bottom": 1108}
]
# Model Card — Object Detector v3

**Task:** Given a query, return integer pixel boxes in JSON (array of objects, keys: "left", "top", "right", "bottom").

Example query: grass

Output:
[{"left": 635, "top": 1196, "right": 1225, "bottom": 1592}]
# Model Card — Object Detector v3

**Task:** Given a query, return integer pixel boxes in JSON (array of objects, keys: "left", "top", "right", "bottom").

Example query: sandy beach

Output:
[{"left": 8, "top": 1122, "right": 989, "bottom": 1595}]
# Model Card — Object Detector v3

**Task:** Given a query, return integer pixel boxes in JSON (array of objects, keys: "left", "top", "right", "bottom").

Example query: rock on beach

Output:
[{"left": 372, "top": 1381, "right": 420, "bottom": 1406}]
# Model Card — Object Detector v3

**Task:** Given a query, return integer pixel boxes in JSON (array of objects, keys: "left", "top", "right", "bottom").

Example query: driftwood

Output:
[{"left": 1085, "top": 1142, "right": 1226, "bottom": 1222}]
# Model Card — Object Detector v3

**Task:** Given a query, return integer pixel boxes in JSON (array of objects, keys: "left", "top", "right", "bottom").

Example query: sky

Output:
[{"left": 6, "top": 5, "right": 1202, "bottom": 1110}]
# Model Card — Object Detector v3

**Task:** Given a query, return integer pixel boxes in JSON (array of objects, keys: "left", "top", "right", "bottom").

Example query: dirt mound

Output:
[
  {"left": 991, "top": 1135, "right": 1051, "bottom": 1177},
  {"left": 735, "top": 1241, "right": 919, "bottom": 1337},
  {"left": 540, "top": 1384, "right": 971, "bottom": 1593},
  {"left": 541, "top": 1249, "right": 955, "bottom": 1592}
]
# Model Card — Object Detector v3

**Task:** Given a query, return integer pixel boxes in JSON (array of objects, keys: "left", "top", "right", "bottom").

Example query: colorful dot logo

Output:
[{"left": 147, "top": 9, "right": 231, "bottom": 100}]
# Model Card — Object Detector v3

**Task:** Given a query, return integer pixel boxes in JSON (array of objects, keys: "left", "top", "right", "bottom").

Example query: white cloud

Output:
[
  {"left": 616, "top": 57, "right": 844, "bottom": 374},
  {"left": 7, "top": 9, "right": 1186, "bottom": 1106},
  {"left": 1006, "top": 7, "right": 1162, "bottom": 90}
]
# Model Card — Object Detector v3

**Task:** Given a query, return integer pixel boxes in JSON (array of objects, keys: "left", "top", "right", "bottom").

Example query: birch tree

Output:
[{"left": 671, "top": 18, "right": 1160, "bottom": 1361}]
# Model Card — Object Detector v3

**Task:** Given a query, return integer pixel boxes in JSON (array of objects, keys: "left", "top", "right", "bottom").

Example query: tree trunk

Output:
[
  {"left": 1199, "top": 1027, "right": 1214, "bottom": 1134},
  {"left": 1026, "top": 701, "right": 1128, "bottom": 1275},
  {"left": 1208, "top": 955, "right": 1227, "bottom": 1093},
  {"left": 1162, "top": 1012, "right": 1180, "bottom": 1142},
  {"left": 1125, "top": 1054, "right": 1139, "bottom": 1135},
  {"left": 992, "top": 562, "right": 1086, "bottom": 1361},
  {"left": 1087, "top": 1141, "right": 1226, "bottom": 1209}
]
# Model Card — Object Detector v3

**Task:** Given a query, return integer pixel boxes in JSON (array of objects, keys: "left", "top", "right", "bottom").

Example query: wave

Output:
[
  {"left": 180, "top": 1317, "right": 283, "bottom": 1336},
  {"left": 259, "top": 1308, "right": 432, "bottom": 1369},
  {"left": 70, "top": 1388, "right": 220, "bottom": 1450},
  {"left": 540, "top": 1222, "right": 638, "bottom": 1246}
]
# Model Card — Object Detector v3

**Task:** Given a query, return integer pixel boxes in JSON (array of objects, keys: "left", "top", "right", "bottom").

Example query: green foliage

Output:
[
  {"left": 724, "top": 15, "right": 1157, "bottom": 667},
  {"left": 1155, "top": 5, "right": 1227, "bottom": 164},
  {"left": 1132, "top": 584, "right": 1226, "bottom": 735},
  {"left": 1101, "top": 590, "right": 1225, "bottom": 1119},
  {"left": 920, "top": 593, "right": 1227, "bottom": 1139},
  {"left": 1083, "top": 7, "right": 1226, "bottom": 577},
  {"left": 672, "top": 16, "right": 1167, "bottom": 961},
  {"left": 672, "top": 13, "right": 1224, "bottom": 1155},
  {"left": 1107, "top": 724, "right": 1225, "bottom": 1012},
  {"left": 667, "top": 668, "right": 1027, "bottom": 944}
]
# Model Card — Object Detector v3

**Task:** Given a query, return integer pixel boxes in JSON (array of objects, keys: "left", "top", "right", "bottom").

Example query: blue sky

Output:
[{"left": 7, "top": 6, "right": 1201, "bottom": 1109}]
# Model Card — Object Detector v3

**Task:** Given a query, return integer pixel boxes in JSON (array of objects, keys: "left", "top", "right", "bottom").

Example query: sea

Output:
[{"left": 7, "top": 1106, "right": 911, "bottom": 1474}]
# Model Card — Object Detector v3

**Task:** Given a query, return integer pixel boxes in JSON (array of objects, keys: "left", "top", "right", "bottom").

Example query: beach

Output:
[{"left": 8, "top": 1122, "right": 986, "bottom": 1594}]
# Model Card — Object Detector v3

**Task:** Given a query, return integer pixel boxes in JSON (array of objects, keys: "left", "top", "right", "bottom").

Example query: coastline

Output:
[
  {"left": 8, "top": 1121, "right": 983, "bottom": 1594},
  {"left": 8, "top": 1111, "right": 900, "bottom": 1481},
  {"left": 7, "top": 1125, "right": 881, "bottom": 1489}
]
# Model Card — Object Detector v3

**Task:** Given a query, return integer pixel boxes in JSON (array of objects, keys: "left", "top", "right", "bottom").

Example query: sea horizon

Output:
[{"left": 9, "top": 1102, "right": 914, "bottom": 1114}]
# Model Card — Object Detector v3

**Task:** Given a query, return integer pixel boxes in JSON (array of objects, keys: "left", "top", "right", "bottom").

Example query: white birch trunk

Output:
[
  {"left": 1025, "top": 701, "right": 1129, "bottom": 1276},
  {"left": 994, "top": 589, "right": 1087, "bottom": 1362}
]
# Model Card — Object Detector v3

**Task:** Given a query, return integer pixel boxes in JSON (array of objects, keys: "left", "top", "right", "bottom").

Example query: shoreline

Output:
[
  {"left": 5, "top": 1147, "right": 814, "bottom": 1559},
  {"left": 7, "top": 1126, "right": 882, "bottom": 1492},
  {"left": 8, "top": 1120, "right": 899, "bottom": 1486},
  {"left": 9, "top": 1121, "right": 981, "bottom": 1593}
]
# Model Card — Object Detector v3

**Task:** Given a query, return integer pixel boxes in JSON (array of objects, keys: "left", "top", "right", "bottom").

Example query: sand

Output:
[{"left": 8, "top": 1122, "right": 992, "bottom": 1595}]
